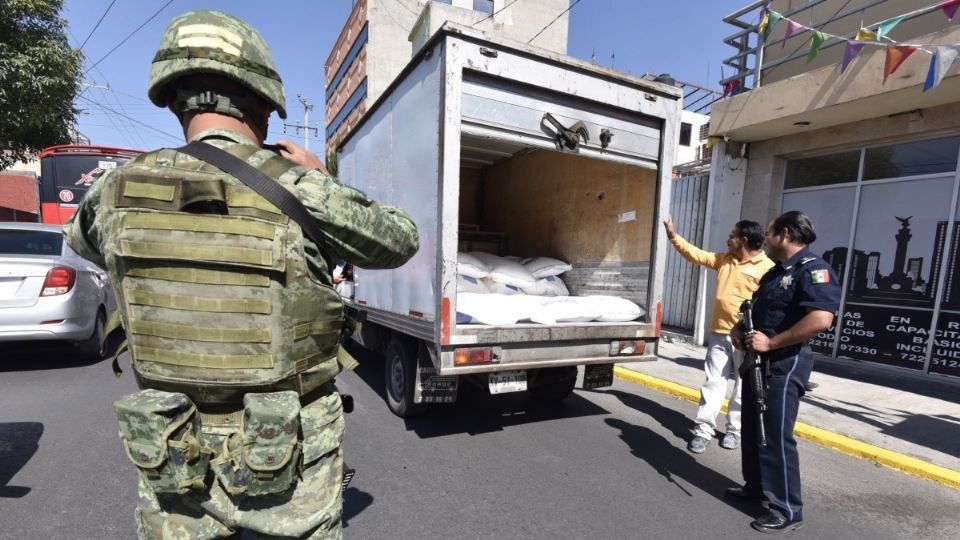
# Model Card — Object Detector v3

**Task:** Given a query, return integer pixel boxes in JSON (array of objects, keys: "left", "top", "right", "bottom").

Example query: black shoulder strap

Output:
[{"left": 176, "top": 140, "right": 334, "bottom": 272}]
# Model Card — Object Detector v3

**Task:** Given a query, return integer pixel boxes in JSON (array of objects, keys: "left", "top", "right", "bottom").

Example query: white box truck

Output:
[{"left": 335, "top": 24, "right": 680, "bottom": 417}]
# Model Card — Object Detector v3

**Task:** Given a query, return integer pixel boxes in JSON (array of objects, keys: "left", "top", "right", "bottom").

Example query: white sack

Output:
[
  {"left": 457, "top": 293, "right": 535, "bottom": 325},
  {"left": 523, "top": 256, "right": 573, "bottom": 279},
  {"left": 457, "top": 252, "right": 490, "bottom": 278},
  {"left": 521, "top": 275, "right": 570, "bottom": 296},
  {"left": 529, "top": 296, "right": 604, "bottom": 325},
  {"left": 481, "top": 277, "right": 523, "bottom": 295},
  {"left": 581, "top": 295, "right": 645, "bottom": 322},
  {"left": 457, "top": 274, "right": 490, "bottom": 294},
  {"left": 470, "top": 252, "right": 536, "bottom": 287}
]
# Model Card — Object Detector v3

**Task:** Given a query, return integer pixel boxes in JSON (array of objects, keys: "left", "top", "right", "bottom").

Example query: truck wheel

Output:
[
  {"left": 528, "top": 367, "right": 577, "bottom": 403},
  {"left": 384, "top": 338, "right": 427, "bottom": 418}
]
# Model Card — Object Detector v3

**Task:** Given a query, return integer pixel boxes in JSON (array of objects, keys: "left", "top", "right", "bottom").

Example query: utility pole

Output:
[{"left": 283, "top": 94, "right": 319, "bottom": 151}]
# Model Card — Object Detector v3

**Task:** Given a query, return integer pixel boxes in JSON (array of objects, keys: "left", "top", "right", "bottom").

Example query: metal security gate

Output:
[{"left": 662, "top": 173, "right": 709, "bottom": 330}]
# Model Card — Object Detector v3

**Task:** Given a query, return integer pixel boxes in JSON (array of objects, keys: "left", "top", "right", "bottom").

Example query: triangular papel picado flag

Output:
[
  {"left": 841, "top": 40, "right": 867, "bottom": 72},
  {"left": 783, "top": 20, "right": 803, "bottom": 49},
  {"left": 764, "top": 11, "right": 783, "bottom": 39},
  {"left": 855, "top": 28, "right": 877, "bottom": 42},
  {"left": 884, "top": 45, "right": 918, "bottom": 83},
  {"left": 924, "top": 45, "right": 960, "bottom": 91},
  {"left": 876, "top": 16, "right": 906, "bottom": 40},
  {"left": 807, "top": 31, "right": 828, "bottom": 63},
  {"left": 940, "top": 0, "right": 960, "bottom": 21}
]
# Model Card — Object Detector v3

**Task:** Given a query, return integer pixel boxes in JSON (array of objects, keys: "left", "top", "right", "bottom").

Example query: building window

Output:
[
  {"left": 473, "top": 0, "right": 495, "bottom": 14},
  {"left": 679, "top": 122, "right": 692, "bottom": 147},
  {"left": 784, "top": 150, "right": 860, "bottom": 189},
  {"left": 863, "top": 135, "right": 960, "bottom": 181}
]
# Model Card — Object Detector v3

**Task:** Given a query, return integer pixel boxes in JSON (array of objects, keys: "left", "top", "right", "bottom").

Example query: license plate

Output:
[
  {"left": 489, "top": 370, "right": 527, "bottom": 394},
  {"left": 583, "top": 363, "right": 614, "bottom": 389}
]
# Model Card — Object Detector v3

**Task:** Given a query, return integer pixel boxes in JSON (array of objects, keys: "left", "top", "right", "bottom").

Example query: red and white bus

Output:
[{"left": 38, "top": 145, "right": 144, "bottom": 224}]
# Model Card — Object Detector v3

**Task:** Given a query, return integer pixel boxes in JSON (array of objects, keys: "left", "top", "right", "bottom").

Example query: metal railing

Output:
[
  {"left": 720, "top": 0, "right": 950, "bottom": 93},
  {"left": 641, "top": 73, "right": 723, "bottom": 115}
]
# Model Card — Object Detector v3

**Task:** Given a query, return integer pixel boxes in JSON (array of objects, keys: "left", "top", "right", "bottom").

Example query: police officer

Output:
[
  {"left": 727, "top": 211, "right": 840, "bottom": 534},
  {"left": 65, "top": 10, "right": 419, "bottom": 539}
]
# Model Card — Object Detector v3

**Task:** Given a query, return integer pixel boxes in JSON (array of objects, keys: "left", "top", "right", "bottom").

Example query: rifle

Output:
[{"left": 740, "top": 300, "right": 767, "bottom": 447}]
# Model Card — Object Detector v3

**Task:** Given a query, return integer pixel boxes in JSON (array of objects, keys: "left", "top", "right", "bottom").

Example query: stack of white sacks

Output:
[{"left": 456, "top": 252, "right": 644, "bottom": 325}]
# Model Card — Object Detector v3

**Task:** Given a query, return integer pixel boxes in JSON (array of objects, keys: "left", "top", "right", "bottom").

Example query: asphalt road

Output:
[{"left": 2, "top": 345, "right": 958, "bottom": 540}]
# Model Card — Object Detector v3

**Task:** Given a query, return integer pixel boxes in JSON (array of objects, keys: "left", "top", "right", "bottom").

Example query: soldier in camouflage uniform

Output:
[{"left": 64, "top": 10, "right": 419, "bottom": 539}]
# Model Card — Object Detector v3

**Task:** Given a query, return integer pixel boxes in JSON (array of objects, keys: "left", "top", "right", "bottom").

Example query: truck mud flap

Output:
[
  {"left": 582, "top": 363, "right": 615, "bottom": 389},
  {"left": 413, "top": 343, "right": 458, "bottom": 404}
]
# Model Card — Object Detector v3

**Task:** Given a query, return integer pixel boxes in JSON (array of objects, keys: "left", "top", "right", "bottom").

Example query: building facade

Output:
[
  {"left": 324, "top": 0, "right": 571, "bottom": 154},
  {"left": 708, "top": 0, "right": 960, "bottom": 380}
]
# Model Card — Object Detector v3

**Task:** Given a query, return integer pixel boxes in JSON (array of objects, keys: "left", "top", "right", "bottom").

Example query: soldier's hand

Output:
[
  {"left": 745, "top": 331, "right": 772, "bottom": 353},
  {"left": 274, "top": 140, "right": 329, "bottom": 174},
  {"left": 663, "top": 217, "right": 676, "bottom": 239}
]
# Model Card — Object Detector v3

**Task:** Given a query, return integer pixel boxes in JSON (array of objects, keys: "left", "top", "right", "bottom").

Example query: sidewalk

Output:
[{"left": 616, "top": 339, "right": 960, "bottom": 490}]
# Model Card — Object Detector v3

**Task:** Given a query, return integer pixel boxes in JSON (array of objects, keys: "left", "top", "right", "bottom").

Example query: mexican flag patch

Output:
[{"left": 811, "top": 269, "right": 830, "bottom": 284}]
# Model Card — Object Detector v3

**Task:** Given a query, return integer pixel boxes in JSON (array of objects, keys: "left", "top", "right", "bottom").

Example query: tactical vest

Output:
[{"left": 99, "top": 143, "right": 346, "bottom": 405}]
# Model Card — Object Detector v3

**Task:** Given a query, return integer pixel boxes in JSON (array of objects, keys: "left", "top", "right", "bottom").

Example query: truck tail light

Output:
[
  {"left": 41, "top": 266, "right": 76, "bottom": 296},
  {"left": 609, "top": 340, "right": 645, "bottom": 356},
  {"left": 454, "top": 347, "right": 496, "bottom": 366}
]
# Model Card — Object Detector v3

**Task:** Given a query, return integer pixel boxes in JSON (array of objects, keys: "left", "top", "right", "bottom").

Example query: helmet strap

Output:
[{"left": 175, "top": 87, "right": 269, "bottom": 142}]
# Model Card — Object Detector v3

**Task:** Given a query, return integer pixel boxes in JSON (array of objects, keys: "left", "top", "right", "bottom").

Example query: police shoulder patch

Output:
[{"left": 810, "top": 268, "right": 830, "bottom": 284}]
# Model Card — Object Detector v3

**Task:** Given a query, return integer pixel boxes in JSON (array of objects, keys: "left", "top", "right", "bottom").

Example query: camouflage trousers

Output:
[{"left": 132, "top": 393, "right": 344, "bottom": 540}]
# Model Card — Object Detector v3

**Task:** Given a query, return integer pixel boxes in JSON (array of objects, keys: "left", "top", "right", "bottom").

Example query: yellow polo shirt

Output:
[{"left": 670, "top": 234, "right": 774, "bottom": 334}]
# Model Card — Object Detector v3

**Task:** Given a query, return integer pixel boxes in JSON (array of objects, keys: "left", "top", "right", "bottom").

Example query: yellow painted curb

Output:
[{"left": 613, "top": 366, "right": 960, "bottom": 491}]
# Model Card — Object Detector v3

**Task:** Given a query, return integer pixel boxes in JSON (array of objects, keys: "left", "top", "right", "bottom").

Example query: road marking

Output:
[{"left": 613, "top": 366, "right": 960, "bottom": 491}]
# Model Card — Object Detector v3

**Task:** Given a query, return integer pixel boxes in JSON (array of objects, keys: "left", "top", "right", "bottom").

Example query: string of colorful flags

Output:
[{"left": 724, "top": 0, "right": 960, "bottom": 96}]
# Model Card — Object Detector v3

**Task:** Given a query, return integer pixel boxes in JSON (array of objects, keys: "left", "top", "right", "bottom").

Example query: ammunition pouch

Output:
[
  {"left": 114, "top": 389, "right": 212, "bottom": 494},
  {"left": 210, "top": 391, "right": 302, "bottom": 496}
]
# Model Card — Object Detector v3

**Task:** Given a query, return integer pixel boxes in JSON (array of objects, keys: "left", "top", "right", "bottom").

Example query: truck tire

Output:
[
  {"left": 528, "top": 366, "right": 577, "bottom": 403},
  {"left": 384, "top": 337, "right": 427, "bottom": 418}
]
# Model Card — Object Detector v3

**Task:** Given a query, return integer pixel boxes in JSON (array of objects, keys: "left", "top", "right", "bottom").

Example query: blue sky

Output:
[{"left": 63, "top": 0, "right": 754, "bottom": 151}]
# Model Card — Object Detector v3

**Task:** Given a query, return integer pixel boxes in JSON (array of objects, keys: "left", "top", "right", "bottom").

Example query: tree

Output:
[{"left": 0, "top": 0, "right": 82, "bottom": 170}]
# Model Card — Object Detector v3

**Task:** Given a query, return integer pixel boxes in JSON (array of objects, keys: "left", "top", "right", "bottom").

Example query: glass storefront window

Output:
[
  {"left": 782, "top": 186, "right": 858, "bottom": 355},
  {"left": 931, "top": 194, "right": 960, "bottom": 377},
  {"left": 863, "top": 136, "right": 960, "bottom": 181},
  {"left": 784, "top": 150, "right": 860, "bottom": 189},
  {"left": 841, "top": 176, "right": 955, "bottom": 370}
]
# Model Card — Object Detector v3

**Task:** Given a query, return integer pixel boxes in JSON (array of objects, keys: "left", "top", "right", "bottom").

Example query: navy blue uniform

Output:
[{"left": 741, "top": 247, "right": 840, "bottom": 523}]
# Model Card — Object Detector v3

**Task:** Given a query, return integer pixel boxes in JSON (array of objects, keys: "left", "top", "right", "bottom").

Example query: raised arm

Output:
[
  {"left": 663, "top": 217, "right": 719, "bottom": 269},
  {"left": 294, "top": 171, "right": 419, "bottom": 269}
]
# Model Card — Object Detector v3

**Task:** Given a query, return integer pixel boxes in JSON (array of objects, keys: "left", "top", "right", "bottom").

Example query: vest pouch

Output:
[
  {"left": 211, "top": 391, "right": 301, "bottom": 496},
  {"left": 114, "top": 389, "right": 211, "bottom": 494}
]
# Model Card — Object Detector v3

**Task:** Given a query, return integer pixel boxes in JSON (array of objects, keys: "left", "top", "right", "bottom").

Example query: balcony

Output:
[{"left": 712, "top": 0, "right": 960, "bottom": 141}]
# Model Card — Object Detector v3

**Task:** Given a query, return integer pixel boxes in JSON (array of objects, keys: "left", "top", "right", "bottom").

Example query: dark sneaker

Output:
[
  {"left": 688, "top": 436, "right": 709, "bottom": 454},
  {"left": 721, "top": 432, "right": 741, "bottom": 449}
]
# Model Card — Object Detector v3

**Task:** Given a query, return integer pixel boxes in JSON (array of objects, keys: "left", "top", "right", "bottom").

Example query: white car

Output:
[{"left": 0, "top": 222, "right": 112, "bottom": 358}]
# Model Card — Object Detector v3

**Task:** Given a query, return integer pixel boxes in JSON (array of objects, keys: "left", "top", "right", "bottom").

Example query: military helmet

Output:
[{"left": 148, "top": 10, "right": 287, "bottom": 119}]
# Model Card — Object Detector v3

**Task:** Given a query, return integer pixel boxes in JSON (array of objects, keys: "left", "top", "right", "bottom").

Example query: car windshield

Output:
[{"left": 0, "top": 230, "right": 63, "bottom": 255}]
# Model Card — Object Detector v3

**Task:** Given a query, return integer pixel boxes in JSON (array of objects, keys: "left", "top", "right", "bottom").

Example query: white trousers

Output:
[{"left": 693, "top": 332, "right": 742, "bottom": 438}]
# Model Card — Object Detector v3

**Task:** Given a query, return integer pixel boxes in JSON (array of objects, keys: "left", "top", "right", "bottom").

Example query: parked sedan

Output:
[{"left": 0, "top": 222, "right": 112, "bottom": 359}]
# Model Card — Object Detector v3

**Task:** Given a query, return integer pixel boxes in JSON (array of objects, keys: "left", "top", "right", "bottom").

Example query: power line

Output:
[
  {"left": 527, "top": 0, "right": 580, "bottom": 45},
  {"left": 78, "top": 0, "right": 117, "bottom": 52},
  {"left": 84, "top": 0, "right": 176, "bottom": 75},
  {"left": 77, "top": 95, "right": 182, "bottom": 145},
  {"left": 471, "top": 0, "right": 520, "bottom": 27}
]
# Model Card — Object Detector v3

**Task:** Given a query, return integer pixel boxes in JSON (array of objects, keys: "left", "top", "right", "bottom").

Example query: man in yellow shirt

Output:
[{"left": 664, "top": 217, "right": 774, "bottom": 453}]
